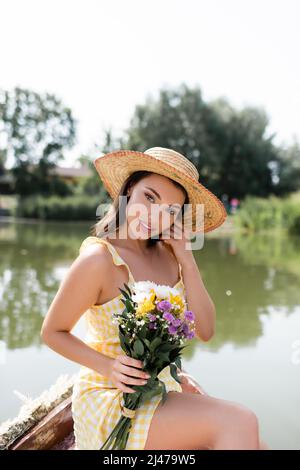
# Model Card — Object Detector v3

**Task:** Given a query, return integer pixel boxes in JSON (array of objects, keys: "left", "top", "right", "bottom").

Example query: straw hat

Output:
[{"left": 93, "top": 147, "right": 227, "bottom": 233}]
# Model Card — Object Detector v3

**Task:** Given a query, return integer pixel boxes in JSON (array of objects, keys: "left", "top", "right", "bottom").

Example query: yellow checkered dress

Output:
[{"left": 71, "top": 236, "right": 186, "bottom": 450}]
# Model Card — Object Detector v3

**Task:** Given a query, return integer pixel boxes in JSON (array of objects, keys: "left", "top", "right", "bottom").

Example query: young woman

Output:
[{"left": 41, "top": 147, "right": 270, "bottom": 450}]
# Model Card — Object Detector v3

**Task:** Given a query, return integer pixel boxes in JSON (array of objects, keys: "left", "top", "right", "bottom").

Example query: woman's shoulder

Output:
[
  {"left": 78, "top": 236, "right": 114, "bottom": 271},
  {"left": 79, "top": 236, "right": 105, "bottom": 254}
]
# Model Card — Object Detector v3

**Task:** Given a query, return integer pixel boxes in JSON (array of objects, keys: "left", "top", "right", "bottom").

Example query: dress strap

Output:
[
  {"left": 79, "top": 236, "right": 135, "bottom": 285},
  {"left": 178, "top": 261, "right": 183, "bottom": 284}
]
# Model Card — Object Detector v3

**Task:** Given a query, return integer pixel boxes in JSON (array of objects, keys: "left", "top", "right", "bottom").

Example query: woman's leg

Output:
[
  {"left": 144, "top": 391, "right": 260, "bottom": 450},
  {"left": 177, "top": 371, "right": 271, "bottom": 450}
]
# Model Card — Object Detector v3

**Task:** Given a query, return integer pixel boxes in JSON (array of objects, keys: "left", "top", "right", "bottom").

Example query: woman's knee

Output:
[{"left": 224, "top": 401, "right": 260, "bottom": 437}]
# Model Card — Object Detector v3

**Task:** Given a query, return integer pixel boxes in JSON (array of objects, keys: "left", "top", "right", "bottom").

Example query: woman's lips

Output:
[{"left": 139, "top": 219, "right": 152, "bottom": 232}]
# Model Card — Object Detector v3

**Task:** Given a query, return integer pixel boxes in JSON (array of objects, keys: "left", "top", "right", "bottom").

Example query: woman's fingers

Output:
[
  {"left": 118, "top": 372, "right": 148, "bottom": 387},
  {"left": 118, "top": 355, "right": 143, "bottom": 369},
  {"left": 116, "top": 381, "right": 136, "bottom": 393},
  {"left": 119, "top": 363, "right": 150, "bottom": 380},
  {"left": 114, "top": 355, "right": 150, "bottom": 393}
]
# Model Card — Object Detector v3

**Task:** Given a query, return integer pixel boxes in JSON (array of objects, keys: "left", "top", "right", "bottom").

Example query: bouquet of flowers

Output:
[{"left": 100, "top": 280, "right": 196, "bottom": 450}]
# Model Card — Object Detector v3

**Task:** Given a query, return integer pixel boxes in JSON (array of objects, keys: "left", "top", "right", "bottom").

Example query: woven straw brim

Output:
[{"left": 93, "top": 150, "right": 227, "bottom": 233}]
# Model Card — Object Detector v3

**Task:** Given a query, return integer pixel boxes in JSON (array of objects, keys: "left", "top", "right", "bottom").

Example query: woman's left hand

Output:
[{"left": 177, "top": 368, "right": 209, "bottom": 395}]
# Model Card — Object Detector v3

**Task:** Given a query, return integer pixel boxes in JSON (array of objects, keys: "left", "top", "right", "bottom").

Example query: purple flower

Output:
[
  {"left": 179, "top": 322, "right": 195, "bottom": 339},
  {"left": 157, "top": 300, "right": 172, "bottom": 312},
  {"left": 148, "top": 313, "right": 157, "bottom": 322},
  {"left": 149, "top": 322, "right": 157, "bottom": 330},
  {"left": 184, "top": 310, "right": 195, "bottom": 321},
  {"left": 181, "top": 323, "right": 189, "bottom": 336},
  {"left": 172, "top": 318, "right": 182, "bottom": 327},
  {"left": 186, "top": 330, "right": 195, "bottom": 339},
  {"left": 162, "top": 312, "right": 175, "bottom": 322},
  {"left": 168, "top": 324, "right": 178, "bottom": 335}
]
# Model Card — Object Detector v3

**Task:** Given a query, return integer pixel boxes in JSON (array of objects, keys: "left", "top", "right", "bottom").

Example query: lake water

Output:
[{"left": 0, "top": 220, "right": 300, "bottom": 450}]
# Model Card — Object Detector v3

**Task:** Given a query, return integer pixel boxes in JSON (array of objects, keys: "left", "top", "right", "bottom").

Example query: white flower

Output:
[
  {"left": 132, "top": 280, "right": 157, "bottom": 293},
  {"left": 151, "top": 283, "right": 181, "bottom": 299},
  {"left": 131, "top": 280, "right": 181, "bottom": 304},
  {"left": 131, "top": 292, "right": 148, "bottom": 304}
]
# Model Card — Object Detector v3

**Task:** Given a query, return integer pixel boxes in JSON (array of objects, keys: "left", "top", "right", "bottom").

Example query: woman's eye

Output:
[
  {"left": 145, "top": 192, "right": 155, "bottom": 203},
  {"left": 145, "top": 192, "right": 178, "bottom": 216}
]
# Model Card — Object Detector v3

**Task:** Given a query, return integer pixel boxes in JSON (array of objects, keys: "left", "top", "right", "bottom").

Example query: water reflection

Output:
[{"left": 1, "top": 223, "right": 299, "bottom": 352}]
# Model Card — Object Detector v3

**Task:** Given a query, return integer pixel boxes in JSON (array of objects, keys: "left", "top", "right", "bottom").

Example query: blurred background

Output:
[{"left": 0, "top": 0, "right": 300, "bottom": 450}]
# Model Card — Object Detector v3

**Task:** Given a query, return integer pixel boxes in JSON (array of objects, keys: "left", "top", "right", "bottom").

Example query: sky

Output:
[{"left": 1, "top": 0, "right": 299, "bottom": 168}]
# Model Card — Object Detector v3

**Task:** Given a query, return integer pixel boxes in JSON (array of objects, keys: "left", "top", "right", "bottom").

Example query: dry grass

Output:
[{"left": 0, "top": 373, "right": 77, "bottom": 450}]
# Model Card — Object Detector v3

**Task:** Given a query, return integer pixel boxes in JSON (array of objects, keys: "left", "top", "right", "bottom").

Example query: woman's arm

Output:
[
  {"left": 40, "top": 243, "right": 114, "bottom": 376},
  {"left": 181, "top": 258, "right": 216, "bottom": 342},
  {"left": 161, "top": 224, "right": 216, "bottom": 343}
]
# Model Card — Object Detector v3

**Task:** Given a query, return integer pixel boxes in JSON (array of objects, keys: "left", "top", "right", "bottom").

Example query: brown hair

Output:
[{"left": 89, "top": 170, "right": 189, "bottom": 247}]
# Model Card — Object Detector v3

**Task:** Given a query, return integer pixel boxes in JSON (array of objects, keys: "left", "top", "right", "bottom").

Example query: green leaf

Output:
[
  {"left": 156, "top": 343, "right": 173, "bottom": 353},
  {"left": 158, "top": 351, "right": 170, "bottom": 363},
  {"left": 170, "top": 363, "right": 182, "bottom": 384},
  {"left": 149, "top": 336, "right": 162, "bottom": 352},
  {"left": 123, "top": 282, "right": 132, "bottom": 296},
  {"left": 139, "top": 325, "right": 148, "bottom": 339},
  {"left": 169, "top": 345, "right": 187, "bottom": 361},
  {"left": 125, "top": 298, "right": 134, "bottom": 312},
  {"left": 159, "top": 380, "right": 167, "bottom": 405},
  {"left": 174, "top": 356, "right": 182, "bottom": 369},
  {"left": 141, "top": 385, "right": 161, "bottom": 403},
  {"left": 119, "top": 331, "right": 131, "bottom": 355},
  {"left": 118, "top": 287, "right": 131, "bottom": 299},
  {"left": 133, "top": 339, "right": 144, "bottom": 356}
]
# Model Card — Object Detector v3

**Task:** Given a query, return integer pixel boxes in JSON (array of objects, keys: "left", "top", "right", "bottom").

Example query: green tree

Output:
[
  {"left": 76, "top": 128, "right": 124, "bottom": 196},
  {"left": 210, "top": 97, "right": 279, "bottom": 198},
  {"left": 123, "top": 83, "right": 298, "bottom": 199},
  {"left": 0, "top": 86, "right": 77, "bottom": 196},
  {"left": 273, "top": 139, "right": 300, "bottom": 196}
]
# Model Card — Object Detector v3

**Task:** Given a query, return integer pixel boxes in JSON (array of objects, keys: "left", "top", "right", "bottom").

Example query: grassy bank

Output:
[
  {"left": 13, "top": 194, "right": 102, "bottom": 221},
  {"left": 234, "top": 191, "right": 300, "bottom": 235},
  {"left": 3, "top": 191, "right": 300, "bottom": 236}
]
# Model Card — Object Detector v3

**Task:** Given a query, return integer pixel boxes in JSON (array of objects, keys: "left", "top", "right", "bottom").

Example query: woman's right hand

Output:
[{"left": 107, "top": 354, "right": 151, "bottom": 393}]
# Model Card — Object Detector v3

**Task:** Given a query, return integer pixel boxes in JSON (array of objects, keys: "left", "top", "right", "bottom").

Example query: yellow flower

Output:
[
  {"left": 136, "top": 292, "right": 156, "bottom": 317},
  {"left": 169, "top": 292, "right": 185, "bottom": 314}
]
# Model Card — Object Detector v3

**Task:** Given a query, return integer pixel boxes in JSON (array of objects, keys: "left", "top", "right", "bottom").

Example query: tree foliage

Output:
[
  {"left": 123, "top": 83, "right": 299, "bottom": 199},
  {"left": 0, "top": 86, "right": 77, "bottom": 196}
]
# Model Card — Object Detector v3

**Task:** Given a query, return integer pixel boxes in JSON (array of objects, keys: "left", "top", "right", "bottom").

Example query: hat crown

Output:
[{"left": 144, "top": 147, "right": 199, "bottom": 181}]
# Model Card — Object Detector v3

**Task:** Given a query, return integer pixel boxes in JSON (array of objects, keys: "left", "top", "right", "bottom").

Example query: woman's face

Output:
[{"left": 125, "top": 173, "right": 186, "bottom": 239}]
